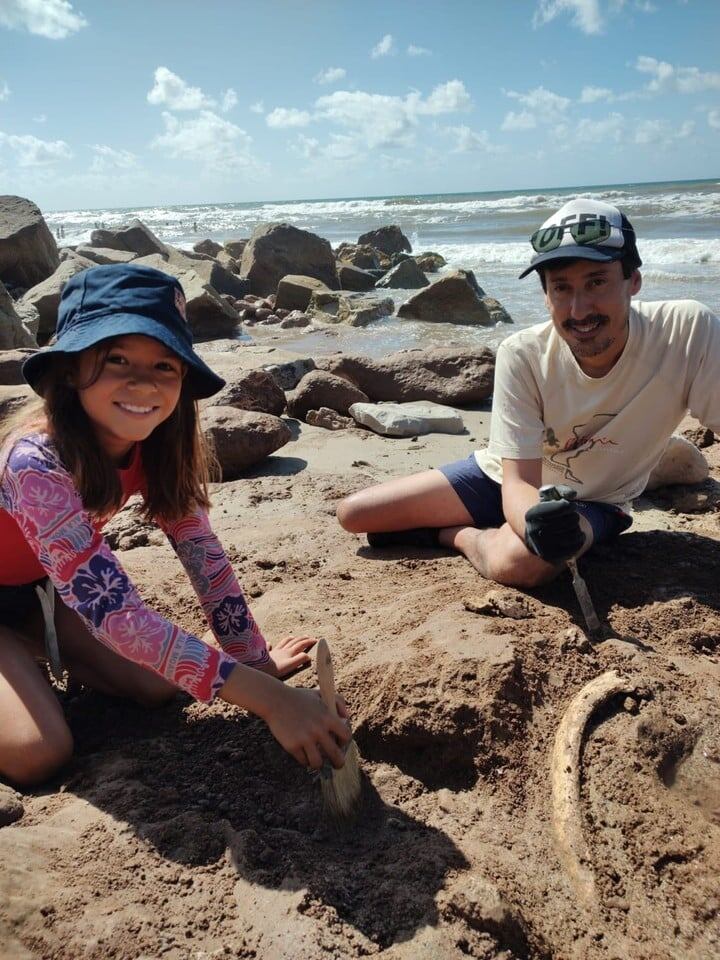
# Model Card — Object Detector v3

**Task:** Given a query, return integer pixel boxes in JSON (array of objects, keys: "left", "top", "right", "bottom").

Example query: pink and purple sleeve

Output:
[
  {"left": 159, "top": 509, "right": 270, "bottom": 669},
  {"left": 0, "top": 436, "right": 237, "bottom": 702}
]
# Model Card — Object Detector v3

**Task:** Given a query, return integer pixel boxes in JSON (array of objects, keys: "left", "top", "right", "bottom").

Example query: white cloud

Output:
[
  {"left": 635, "top": 1, "right": 656, "bottom": 11},
  {"left": 634, "top": 117, "right": 695, "bottom": 144},
  {"left": 33, "top": 114, "right": 46, "bottom": 123},
  {"left": 580, "top": 85, "right": 614, "bottom": 103},
  {"left": 314, "top": 67, "right": 346, "bottom": 85},
  {"left": 266, "top": 107, "right": 312, "bottom": 128},
  {"left": 635, "top": 56, "right": 720, "bottom": 94},
  {"left": 147, "top": 67, "right": 215, "bottom": 111},
  {"left": 418, "top": 79, "right": 472, "bottom": 114},
  {"left": 371, "top": 34, "right": 395, "bottom": 58},
  {"left": 407, "top": 44, "right": 431, "bottom": 56},
  {"left": 447, "top": 125, "right": 498, "bottom": 153},
  {"left": 0, "top": 131, "right": 72, "bottom": 166},
  {"left": 90, "top": 144, "right": 138, "bottom": 173},
  {"left": 0, "top": 81, "right": 9, "bottom": 101},
  {"left": 709, "top": 109, "right": 720, "bottom": 130},
  {"left": 292, "top": 134, "right": 320, "bottom": 159},
  {"left": 533, "top": 0, "right": 604, "bottom": 35},
  {"left": 0, "top": 0, "right": 87, "bottom": 39},
  {"left": 250, "top": 100, "right": 264, "bottom": 114},
  {"left": 221, "top": 88, "right": 238, "bottom": 113},
  {"left": 501, "top": 110, "right": 537, "bottom": 131},
  {"left": 151, "top": 110, "right": 256, "bottom": 174},
  {"left": 574, "top": 111, "right": 626, "bottom": 142},
  {"left": 504, "top": 85, "right": 571, "bottom": 128}
]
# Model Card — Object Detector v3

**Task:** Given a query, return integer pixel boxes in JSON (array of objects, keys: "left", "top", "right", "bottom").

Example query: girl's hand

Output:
[
  {"left": 264, "top": 685, "right": 351, "bottom": 770},
  {"left": 259, "top": 636, "right": 317, "bottom": 679}
]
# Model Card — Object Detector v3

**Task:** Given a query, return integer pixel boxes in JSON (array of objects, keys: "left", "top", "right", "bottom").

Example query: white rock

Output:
[
  {"left": 645, "top": 434, "right": 709, "bottom": 490},
  {"left": 349, "top": 401, "right": 464, "bottom": 437}
]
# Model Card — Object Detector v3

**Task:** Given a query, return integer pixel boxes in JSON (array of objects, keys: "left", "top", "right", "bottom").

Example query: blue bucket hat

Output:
[{"left": 22, "top": 263, "right": 225, "bottom": 399}]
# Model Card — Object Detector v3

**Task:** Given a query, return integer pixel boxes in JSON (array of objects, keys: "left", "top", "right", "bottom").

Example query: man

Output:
[{"left": 336, "top": 198, "right": 720, "bottom": 587}]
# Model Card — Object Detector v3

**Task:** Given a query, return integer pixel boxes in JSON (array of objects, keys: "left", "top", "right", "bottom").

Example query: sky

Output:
[{"left": 0, "top": 0, "right": 718, "bottom": 211}]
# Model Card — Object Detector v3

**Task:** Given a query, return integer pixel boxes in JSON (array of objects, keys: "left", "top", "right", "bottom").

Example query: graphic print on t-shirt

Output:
[{"left": 543, "top": 413, "right": 618, "bottom": 485}]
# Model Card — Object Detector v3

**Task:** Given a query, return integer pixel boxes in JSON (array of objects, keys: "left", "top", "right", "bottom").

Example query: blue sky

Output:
[{"left": 0, "top": 0, "right": 718, "bottom": 210}]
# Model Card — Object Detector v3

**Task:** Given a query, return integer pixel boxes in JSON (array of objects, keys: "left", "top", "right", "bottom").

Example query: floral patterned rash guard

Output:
[{"left": 0, "top": 433, "right": 269, "bottom": 702}]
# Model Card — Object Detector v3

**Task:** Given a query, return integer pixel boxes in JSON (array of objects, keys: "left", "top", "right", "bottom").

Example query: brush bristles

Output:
[{"left": 320, "top": 739, "right": 362, "bottom": 821}]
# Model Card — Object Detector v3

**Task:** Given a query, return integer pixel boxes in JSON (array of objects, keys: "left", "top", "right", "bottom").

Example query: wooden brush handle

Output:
[{"left": 316, "top": 638, "right": 339, "bottom": 717}]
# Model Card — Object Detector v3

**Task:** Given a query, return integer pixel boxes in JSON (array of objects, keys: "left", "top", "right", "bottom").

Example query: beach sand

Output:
[{"left": 1, "top": 347, "right": 719, "bottom": 959}]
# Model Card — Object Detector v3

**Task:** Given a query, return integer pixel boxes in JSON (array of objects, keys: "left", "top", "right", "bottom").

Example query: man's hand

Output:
[
  {"left": 524, "top": 499, "right": 585, "bottom": 564},
  {"left": 257, "top": 636, "right": 317, "bottom": 679}
]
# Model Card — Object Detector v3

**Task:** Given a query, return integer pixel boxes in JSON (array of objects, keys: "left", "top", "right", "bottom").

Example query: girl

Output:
[{"left": 0, "top": 263, "right": 349, "bottom": 786}]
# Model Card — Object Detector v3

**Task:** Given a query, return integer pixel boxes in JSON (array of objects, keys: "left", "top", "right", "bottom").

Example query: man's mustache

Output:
[{"left": 563, "top": 314, "right": 608, "bottom": 330}]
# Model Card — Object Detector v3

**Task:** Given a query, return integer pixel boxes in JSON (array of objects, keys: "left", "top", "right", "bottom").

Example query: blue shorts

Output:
[{"left": 437, "top": 455, "right": 632, "bottom": 547}]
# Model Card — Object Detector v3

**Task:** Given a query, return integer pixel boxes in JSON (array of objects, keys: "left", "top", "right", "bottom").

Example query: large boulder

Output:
[
  {"left": 306, "top": 291, "right": 394, "bottom": 327},
  {"left": 0, "top": 348, "right": 35, "bottom": 385},
  {"left": 275, "top": 275, "right": 331, "bottom": 313},
  {"left": 224, "top": 239, "right": 248, "bottom": 260},
  {"left": 188, "top": 259, "right": 249, "bottom": 301},
  {"left": 74, "top": 245, "right": 137, "bottom": 265},
  {"left": 398, "top": 271, "right": 506, "bottom": 327},
  {"left": 337, "top": 263, "right": 377, "bottom": 292},
  {"left": 375, "top": 258, "right": 429, "bottom": 290},
  {"left": 21, "top": 258, "right": 94, "bottom": 343},
  {"left": 0, "top": 196, "right": 59, "bottom": 289},
  {"left": 0, "top": 282, "right": 37, "bottom": 349},
  {"left": 414, "top": 251, "right": 447, "bottom": 272},
  {"left": 202, "top": 406, "right": 291, "bottom": 480},
  {"left": 334, "top": 243, "right": 381, "bottom": 270},
  {"left": 240, "top": 222, "right": 339, "bottom": 296},
  {"left": 316, "top": 347, "right": 495, "bottom": 405},
  {"left": 349, "top": 401, "right": 465, "bottom": 438},
  {"left": 194, "top": 238, "right": 223, "bottom": 257},
  {"left": 203, "top": 368, "right": 286, "bottom": 416},
  {"left": 286, "top": 370, "right": 369, "bottom": 420},
  {"left": 89, "top": 220, "right": 170, "bottom": 259},
  {"left": 215, "top": 250, "right": 240, "bottom": 275},
  {"left": 357, "top": 225, "right": 411, "bottom": 256}
]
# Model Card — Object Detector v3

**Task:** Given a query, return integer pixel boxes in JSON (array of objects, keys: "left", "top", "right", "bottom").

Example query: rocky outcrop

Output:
[
  {"left": 0, "top": 282, "right": 37, "bottom": 349},
  {"left": 376, "top": 258, "right": 429, "bottom": 290},
  {"left": 275, "top": 275, "right": 331, "bottom": 312},
  {"left": 414, "top": 252, "right": 447, "bottom": 272},
  {"left": 74, "top": 246, "right": 137, "bottom": 265},
  {"left": 337, "top": 263, "right": 377, "bottom": 292},
  {"left": 286, "top": 370, "right": 369, "bottom": 420},
  {"left": 240, "top": 223, "right": 339, "bottom": 296},
  {"left": 224, "top": 239, "right": 248, "bottom": 260},
  {"left": 21, "top": 258, "right": 94, "bottom": 343},
  {"left": 215, "top": 250, "right": 239, "bottom": 275},
  {"left": 357, "top": 225, "right": 411, "bottom": 256},
  {"left": 316, "top": 347, "right": 495, "bottom": 405},
  {"left": 194, "top": 239, "right": 223, "bottom": 257},
  {"left": 0, "top": 196, "right": 59, "bottom": 289},
  {"left": 349, "top": 401, "right": 465, "bottom": 437},
  {"left": 306, "top": 291, "right": 394, "bottom": 327},
  {"left": 89, "top": 220, "right": 170, "bottom": 259},
  {"left": 202, "top": 407, "right": 292, "bottom": 480},
  {"left": 397, "top": 270, "right": 508, "bottom": 327},
  {"left": 334, "top": 243, "right": 381, "bottom": 270},
  {"left": 204, "top": 368, "right": 286, "bottom": 416}
]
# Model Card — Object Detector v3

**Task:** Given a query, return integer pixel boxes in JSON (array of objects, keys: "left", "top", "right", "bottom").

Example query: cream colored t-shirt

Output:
[{"left": 476, "top": 300, "right": 720, "bottom": 511}]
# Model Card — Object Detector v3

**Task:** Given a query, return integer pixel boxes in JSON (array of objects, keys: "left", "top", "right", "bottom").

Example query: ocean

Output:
[{"left": 44, "top": 178, "right": 720, "bottom": 357}]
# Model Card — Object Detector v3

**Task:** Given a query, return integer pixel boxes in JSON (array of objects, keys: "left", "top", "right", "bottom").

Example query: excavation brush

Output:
[
  {"left": 538, "top": 484, "right": 602, "bottom": 634},
  {"left": 315, "top": 638, "right": 362, "bottom": 821}
]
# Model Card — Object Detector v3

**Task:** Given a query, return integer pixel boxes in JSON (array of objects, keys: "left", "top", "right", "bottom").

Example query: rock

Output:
[
  {"left": 337, "top": 263, "right": 377, "bottom": 292},
  {"left": 0, "top": 348, "right": 35, "bottom": 385},
  {"left": 0, "top": 384, "right": 34, "bottom": 421},
  {"left": 316, "top": 347, "right": 495, "bottom": 404},
  {"left": 224, "top": 239, "right": 248, "bottom": 260},
  {"left": 74, "top": 245, "right": 137, "bottom": 265},
  {"left": 240, "top": 222, "right": 339, "bottom": 296},
  {"left": 203, "top": 368, "right": 286, "bottom": 415},
  {"left": 645, "top": 435, "right": 709, "bottom": 490},
  {"left": 89, "top": 219, "right": 170, "bottom": 258},
  {"left": 132, "top": 254, "right": 240, "bottom": 338},
  {"left": 187, "top": 258, "right": 249, "bottom": 301},
  {"left": 0, "top": 196, "right": 59, "bottom": 288},
  {"left": 463, "top": 590, "right": 534, "bottom": 620},
  {"left": 682, "top": 425, "right": 716, "bottom": 449},
  {"left": 0, "top": 281, "right": 37, "bottom": 349},
  {"left": 21, "top": 258, "right": 93, "bottom": 343},
  {"left": 13, "top": 298, "right": 40, "bottom": 339},
  {"left": 306, "top": 291, "right": 394, "bottom": 327},
  {"left": 357, "top": 225, "right": 411, "bottom": 256},
  {"left": 375, "top": 258, "right": 429, "bottom": 290},
  {"left": 306, "top": 407, "right": 353, "bottom": 430},
  {"left": 193, "top": 238, "right": 223, "bottom": 257},
  {"left": 279, "top": 311, "right": 310, "bottom": 329},
  {"left": 0, "top": 784, "right": 23, "bottom": 827},
  {"left": 397, "top": 271, "right": 504, "bottom": 327},
  {"left": 286, "top": 370, "right": 369, "bottom": 420},
  {"left": 263, "top": 358, "right": 316, "bottom": 391},
  {"left": 58, "top": 246, "right": 79, "bottom": 262},
  {"left": 215, "top": 250, "right": 240, "bottom": 275},
  {"left": 482, "top": 296, "right": 513, "bottom": 324},
  {"left": 334, "top": 243, "right": 381, "bottom": 270},
  {"left": 414, "top": 251, "right": 447, "bottom": 272},
  {"left": 275, "top": 275, "right": 331, "bottom": 312},
  {"left": 349, "top": 401, "right": 464, "bottom": 437},
  {"left": 202, "top": 407, "right": 291, "bottom": 480}
]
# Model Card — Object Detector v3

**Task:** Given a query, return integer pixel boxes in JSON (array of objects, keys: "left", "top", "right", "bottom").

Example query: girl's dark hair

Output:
[{"left": 1, "top": 343, "right": 218, "bottom": 523}]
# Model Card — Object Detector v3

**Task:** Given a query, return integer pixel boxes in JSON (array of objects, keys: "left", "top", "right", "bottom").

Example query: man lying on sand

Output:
[{"left": 337, "top": 198, "right": 720, "bottom": 587}]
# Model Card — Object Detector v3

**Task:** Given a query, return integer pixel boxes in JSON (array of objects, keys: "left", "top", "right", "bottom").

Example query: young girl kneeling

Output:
[{"left": 0, "top": 264, "right": 349, "bottom": 786}]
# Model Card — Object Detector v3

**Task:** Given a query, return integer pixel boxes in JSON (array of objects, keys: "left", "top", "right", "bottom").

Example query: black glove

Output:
[{"left": 524, "top": 499, "right": 585, "bottom": 564}]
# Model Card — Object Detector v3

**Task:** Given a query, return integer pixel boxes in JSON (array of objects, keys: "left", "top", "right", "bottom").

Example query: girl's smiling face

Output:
[{"left": 75, "top": 334, "right": 185, "bottom": 462}]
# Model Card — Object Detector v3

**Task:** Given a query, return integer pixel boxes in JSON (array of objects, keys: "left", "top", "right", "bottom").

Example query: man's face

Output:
[{"left": 543, "top": 259, "right": 642, "bottom": 376}]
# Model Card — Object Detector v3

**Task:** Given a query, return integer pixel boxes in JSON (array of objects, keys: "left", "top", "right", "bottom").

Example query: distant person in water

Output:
[
  {"left": 337, "top": 198, "right": 720, "bottom": 587},
  {"left": 0, "top": 264, "right": 350, "bottom": 786}
]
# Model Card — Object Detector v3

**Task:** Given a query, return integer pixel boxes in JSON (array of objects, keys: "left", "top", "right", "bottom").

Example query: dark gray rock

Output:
[
  {"left": 337, "top": 263, "right": 377, "bottom": 292},
  {"left": 357, "top": 225, "right": 411, "bottom": 256},
  {"left": 376, "top": 258, "right": 429, "bottom": 290},
  {"left": 240, "top": 222, "right": 339, "bottom": 296},
  {"left": 89, "top": 219, "right": 170, "bottom": 258},
  {"left": 0, "top": 196, "right": 59, "bottom": 288},
  {"left": 194, "top": 238, "right": 223, "bottom": 257},
  {"left": 397, "top": 270, "right": 503, "bottom": 326}
]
